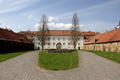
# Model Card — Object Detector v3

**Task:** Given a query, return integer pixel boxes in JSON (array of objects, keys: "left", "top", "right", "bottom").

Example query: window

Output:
[
  {"left": 53, "top": 38, "right": 55, "bottom": 41},
  {"left": 53, "top": 43, "right": 55, "bottom": 45},
  {"left": 48, "top": 43, "right": 50, "bottom": 45},
  {"left": 58, "top": 38, "right": 60, "bottom": 41},
  {"left": 68, "top": 43, "right": 70, "bottom": 45},
  {"left": 38, "top": 37, "right": 40, "bottom": 40},
  {"left": 68, "top": 38, "right": 70, "bottom": 41},
  {"left": 48, "top": 38, "right": 50, "bottom": 41},
  {"left": 63, "top": 43, "right": 65, "bottom": 45},
  {"left": 78, "top": 43, "right": 80, "bottom": 45},
  {"left": 38, "top": 42, "right": 40, "bottom": 45},
  {"left": 117, "top": 42, "right": 119, "bottom": 46},
  {"left": 63, "top": 38, "right": 65, "bottom": 41}
]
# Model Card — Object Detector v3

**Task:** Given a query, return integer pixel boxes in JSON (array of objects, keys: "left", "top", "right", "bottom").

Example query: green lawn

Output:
[
  {"left": 38, "top": 51, "right": 79, "bottom": 70},
  {"left": 0, "top": 50, "right": 35, "bottom": 62},
  {"left": 80, "top": 50, "right": 120, "bottom": 63}
]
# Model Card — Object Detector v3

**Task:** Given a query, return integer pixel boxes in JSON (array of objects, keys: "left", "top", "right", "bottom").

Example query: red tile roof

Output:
[
  {"left": 109, "top": 28, "right": 120, "bottom": 42},
  {"left": 18, "top": 30, "right": 38, "bottom": 35},
  {"left": 84, "top": 36, "right": 94, "bottom": 39},
  {"left": 85, "top": 28, "right": 120, "bottom": 44},
  {"left": 36, "top": 30, "right": 82, "bottom": 36},
  {"left": 0, "top": 28, "right": 32, "bottom": 44},
  {"left": 81, "top": 31, "right": 99, "bottom": 35},
  {"left": 19, "top": 30, "right": 98, "bottom": 36}
]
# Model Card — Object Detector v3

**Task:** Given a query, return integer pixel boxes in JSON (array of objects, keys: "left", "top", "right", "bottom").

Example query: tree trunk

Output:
[
  {"left": 74, "top": 45, "right": 76, "bottom": 51},
  {"left": 42, "top": 46, "right": 43, "bottom": 52}
]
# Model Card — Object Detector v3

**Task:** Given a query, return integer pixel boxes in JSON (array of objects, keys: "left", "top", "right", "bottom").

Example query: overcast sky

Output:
[{"left": 0, "top": 0, "right": 120, "bottom": 33}]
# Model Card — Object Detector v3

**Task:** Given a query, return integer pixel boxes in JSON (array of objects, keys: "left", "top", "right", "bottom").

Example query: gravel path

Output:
[{"left": 0, "top": 51, "right": 120, "bottom": 80}]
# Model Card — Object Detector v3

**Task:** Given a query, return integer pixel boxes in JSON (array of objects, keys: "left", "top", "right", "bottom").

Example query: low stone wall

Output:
[
  {"left": 84, "top": 42, "right": 120, "bottom": 52},
  {"left": 47, "top": 49, "right": 72, "bottom": 53}
]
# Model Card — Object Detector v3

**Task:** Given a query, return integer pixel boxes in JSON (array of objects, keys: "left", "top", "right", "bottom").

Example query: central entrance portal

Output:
[{"left": 56, "top": 42, "right": 62, "bottom": 50}]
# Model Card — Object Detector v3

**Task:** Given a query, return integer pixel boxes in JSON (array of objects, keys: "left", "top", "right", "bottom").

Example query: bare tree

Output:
[
  {"left": 38, "top": 14, "right": 49, "bottom": 52},
  {"left": 71, "top": 13, "right": 80, "bottom": 51}
]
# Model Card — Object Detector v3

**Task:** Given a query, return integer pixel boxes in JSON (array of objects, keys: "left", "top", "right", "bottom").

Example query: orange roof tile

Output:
[
  {"left": 109, "top": 28, "right": 120, "bottom": 42},
  {"left": 19, "top": 30, "right": 98, "bottom": 36},
  {"left": 85, "top": 28, "right": 120, "bottom": 45},
  {"left": 0, "top": 28, "right": 32, "bottom": 44},
  {"left": 18, "top": 31, "right": 38, "bottom": 35},
  {"left": 81, "top": 31, "right": 99, "bottom": 35},
  {"left": 84, "top": 36, "right": 94, "bottom": 39}
]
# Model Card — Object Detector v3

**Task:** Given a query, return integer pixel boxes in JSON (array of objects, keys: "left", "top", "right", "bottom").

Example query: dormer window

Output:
[
  {"left": 94, "top": 39, "right": 98, "bottom": 43},
  {"left": 19, "top": 38, "right": 24, "bottom": 42},
  {"left": 21, "top": 39, "right": 24, "bottom": 42}
]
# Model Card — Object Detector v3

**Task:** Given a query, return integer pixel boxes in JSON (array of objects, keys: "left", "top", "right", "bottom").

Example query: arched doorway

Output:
[
  {"left": 56, "top": 42, "right": 62, "bottom": 50},
  {"left": 38, "top": 47, "right": 40, "bottom": 50}
]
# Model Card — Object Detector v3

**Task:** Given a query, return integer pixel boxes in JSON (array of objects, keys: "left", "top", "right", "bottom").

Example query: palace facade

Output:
[{"left": 19, "top": 30, "right": 98, "bottom": 50}]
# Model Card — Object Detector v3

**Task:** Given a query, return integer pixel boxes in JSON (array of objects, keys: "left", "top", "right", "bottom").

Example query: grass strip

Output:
[
  {"left": 38, "top": 51, "right": 78, "bottom": 70},
  {"left": 80, "top": 50, "right": 120, "bottom": 63},
  {"left": 0, "top": 50, "right": 35, "bottom": 62}
]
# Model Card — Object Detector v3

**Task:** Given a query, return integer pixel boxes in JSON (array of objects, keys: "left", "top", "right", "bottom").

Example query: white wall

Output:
[{"left": 34, "top": 36, "right": 84, "bottom": 50}]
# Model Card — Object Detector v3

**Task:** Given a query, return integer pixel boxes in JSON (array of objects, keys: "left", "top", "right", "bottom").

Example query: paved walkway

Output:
[{"left": 0, "top": 51, "right": 120, "bottom": 80}]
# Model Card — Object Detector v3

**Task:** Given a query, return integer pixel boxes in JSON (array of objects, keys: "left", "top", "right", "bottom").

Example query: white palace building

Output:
[{"left": 18, "top": 30, "right": 99, "bottom": 50}]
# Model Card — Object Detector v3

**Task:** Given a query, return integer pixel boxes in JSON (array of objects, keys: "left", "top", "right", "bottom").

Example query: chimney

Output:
[
  {"left": 117, "top": 21, "right": 120, "bottom": 28},
  {"left": 115, "top": 27, "right": 117, "bottom": 30},
  {"left": 5, "top": 27, "right": 7, "bottom": 30},
  {"left": 28, "top": 28, "right": 30, "bottom": 31},
  {"left": 105, "top": 30, "right": 107, "bottom": 33},
  {"left": 89, "top": 29, "right": 90, "bottom": 32}
]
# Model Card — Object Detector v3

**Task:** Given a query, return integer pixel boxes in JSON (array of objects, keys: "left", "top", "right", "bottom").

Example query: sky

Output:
[{"left": 0, "top": 0, "right": 120, "bottom": 33}]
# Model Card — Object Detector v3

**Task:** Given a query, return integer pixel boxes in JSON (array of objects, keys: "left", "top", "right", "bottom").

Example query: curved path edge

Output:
[{"left": 0, "top": 51, "right": 120, "bottom": 80}]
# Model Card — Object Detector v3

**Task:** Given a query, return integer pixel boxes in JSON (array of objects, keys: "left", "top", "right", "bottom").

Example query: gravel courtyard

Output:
[{"left": 0, "top": 51, "right": 120, "bottom": 80}]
